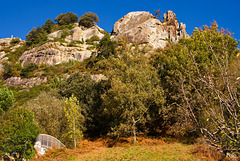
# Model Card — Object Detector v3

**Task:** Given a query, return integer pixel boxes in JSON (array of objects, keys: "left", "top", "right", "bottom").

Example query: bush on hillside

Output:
[
  {"left": 26, "top": 27, "right": 47, "bottom": 46},
  {"left": 79, "top": 12, "right": 99, "bottom": 28},
  {"left": 42, "top": 19, "right": 55, "bottom": 33},
  {"left": 10, "top": 38, "right": 21, "bottom": 45},
  {"left": 0, "top": 88, "right": 15, "bottom": 116},
  {"left": 55, "top": 12, "right": 79, "bottom": 25},
  {"left": 21, "top": 62, "right": 38, "bottom": 78}
]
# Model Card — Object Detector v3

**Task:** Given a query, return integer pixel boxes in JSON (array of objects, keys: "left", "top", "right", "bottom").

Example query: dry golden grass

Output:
[
  {"left": 191, "top": 138, "right": 237, "bottom": 161},
  {"left": 31, "top": 137, "right": 236, "bottom": 161}
]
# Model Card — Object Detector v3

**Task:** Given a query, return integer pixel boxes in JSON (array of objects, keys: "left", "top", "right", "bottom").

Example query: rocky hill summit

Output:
[
  {"left": 112, "top": 10, "right": 189, "bottom": 48},
  {"left": 0, "top": 10, "right": 189, "bottom": 68}
]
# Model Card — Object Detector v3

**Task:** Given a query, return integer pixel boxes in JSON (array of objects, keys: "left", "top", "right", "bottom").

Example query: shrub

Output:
[
  {"left": 61, "top": 29, "right": 71, "bottom": 39},
  {"left": 20, "top": 62, "right": 38, "bottom": 78},
  {"left": 86, "top": 35, "right": 100, "bottom": 45},
  {"left": 55, "top": 12, "right": 79, "bottom": 25},
  {"left": 3, "top": 62, "right": 22, "bottom": 79},
  {"left": 6, "top": 44, "right": 28, "bottom": 62},
  {"left": 79, "top": 12, "right": 99, "bottom": 28},
  {"left": 26, "top": 27, "right": 47, "bottom": 46},
  {"left": 10, "top": 38, "right": 21, "bottom": 45},
  {"left": 97, "top": 33, "right": 116, "bottom": 59},
  {"left": 24, "top": 92, "right": 67, "bottom": 144},
  {"left": 0, "top": 88, "right": 15, "bottom": 115},
  {"left": 42, "top": 19, "right": 55, "bottom": 33}
]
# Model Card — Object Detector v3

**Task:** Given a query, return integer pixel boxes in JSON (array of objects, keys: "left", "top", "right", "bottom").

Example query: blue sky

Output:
[{"left": 0, "top": 0, "right": 239, "bottom": 44}]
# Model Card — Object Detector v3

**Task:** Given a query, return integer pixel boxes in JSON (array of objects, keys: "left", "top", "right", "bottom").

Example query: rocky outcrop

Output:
[
  {"left": 48, "top": 25, "right": 105, "bottom": 42},
  {"left": 0, "top": 38, "right": 12, "bottom": 50},
  {"left": 5, "top": 77, "right": 48, "bottom": 87},
  {"left": 163, "top": 10, "right": 189, "bottom": 43},
  {"left": 18, "top": 42, "right": 93, "bottom": 66},
  {"left": 112, "top": 10, "right": 189, "bottom": 49},
  {"left": 0, "top": 37, "right": 24, "bottom": 51},
  {"left": 48, "top": 30, "right": 63, "bottom": 40},
  {"left": 65, "top": 26, "right": 105, "bottom": 42},
  {"left": 91, "top": 74, "right": 107, "bottom": 82}
]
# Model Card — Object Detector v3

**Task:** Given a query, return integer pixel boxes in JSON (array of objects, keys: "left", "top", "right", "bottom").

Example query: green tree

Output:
[
  {"left": 180, "top": 24, "right": 239, "bottom": 155},
  {"left": 59, "top": 73, "right": 101, "bottom": 135},
  {"left": 79, "top": 12, "right": 99, "bottom": 28},
  {"left": 0, "top": 88, "right": 15, "bottom": 116},
  {"left": 152, "top": 21, "right": 239, "bottom": 136},
  {"left": 24, "top": 92, "right": 66, "bottom": 143},
  {"left": 86, "top": 33, "right": 116, "bottom": 69},
  {"left": 153, "top": 22, "right": 239, "bottom": 154},
  {"left": 64, "top": 95, "right": 84, "bottom": 148},
  {"left": 102, "top": 45, "right": 165, "bottom": 143},
  {"left": 0, "top": 107, "right": 39, "bottom": 160},
  {"left": 54, "top": 12, "right": 78, "bottom": 25},
  {"left": 97, "top": 33, "right": 116, "bottom": 58},
  {"left": 26, "top": 27, "right": 47, "bottom": 46},
  {"left": 42, "top": 19, "right": 55, "bottom": 33}
]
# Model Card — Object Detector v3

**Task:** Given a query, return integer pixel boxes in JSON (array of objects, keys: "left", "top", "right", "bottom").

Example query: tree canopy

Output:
[
  {"left": 79, "top": 12, "right": 99, "bottom": 28},
  {"left": 54, "top": 12, "right": 79, "bottom": 25},
  {"left": 64, "top": 95, "right": 84, "bottom": 148},
  {"left": 101, "top": 44, "right": 165, "bottom": 143},
  {"left": 0, "top": 107, "right": 39, "bottom": 160},
  {"left": 42, "top": 19, "right": 55, "bottom": 33},
  {"left": 153, "top": 21, "right": 239, "bottom": 152},
  {"left": 26, "top": 27, "right": 47, "bottom": 46}
]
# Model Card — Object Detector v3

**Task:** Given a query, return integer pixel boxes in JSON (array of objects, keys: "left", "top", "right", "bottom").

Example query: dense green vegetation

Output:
[
  {"left": 54, "top": 12, "right": 79, "bottom": 25},
  {"left": 0, "top": 10, "right": 239, "bottom": 160},
  {"left": 79, "top": 12, "right": 100, "bottom": 28},
  {"left": 0, "top": 88, "right": 14, "bottom": 115},
  {"left": 0, "top": 107, "right": 39, "bottom": 160}
]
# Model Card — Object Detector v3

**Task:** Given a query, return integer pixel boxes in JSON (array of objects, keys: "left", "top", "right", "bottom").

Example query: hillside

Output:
[{"left": 0, "top": 10, "right": 239, "bottom": 161}]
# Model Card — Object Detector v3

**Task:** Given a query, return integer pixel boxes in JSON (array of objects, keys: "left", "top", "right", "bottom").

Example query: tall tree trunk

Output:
[
  {"left": 73, "top": 118, "right": 76, "bottom": 148},
  {"left": 132, "top": 117, "right": 136, "bottom": 144}
]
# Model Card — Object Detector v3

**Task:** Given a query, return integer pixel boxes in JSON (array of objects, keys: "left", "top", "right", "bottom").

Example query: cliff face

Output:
[
  {"left": 112, "top": 10, "right": 189, "bottom": 49},
  {"left": 18, "top": 42, "right": 92, "bottom": 66}
]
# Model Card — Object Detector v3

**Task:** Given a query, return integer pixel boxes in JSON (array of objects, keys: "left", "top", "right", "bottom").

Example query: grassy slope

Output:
[{"left": 76, "top": 143, "right": 199, "bottom": 161}]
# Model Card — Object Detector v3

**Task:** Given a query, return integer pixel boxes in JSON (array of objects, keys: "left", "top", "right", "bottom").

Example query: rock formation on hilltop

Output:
[
  {"left": 48, "top": 24, "right": 105, "bottom": 42},
  {"left": 19, "top": 25, "right": 104, "bottom": 67},
  {"left": 1, "top": 10, "right": 189, "bottom": 69},
  {"left": 112, "top": 10, "right": 189, "bottom": 49}
]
